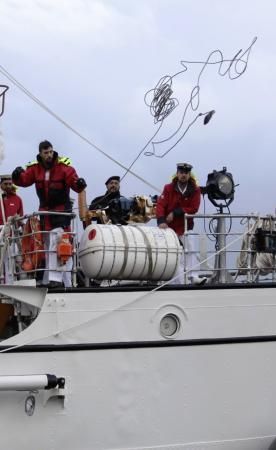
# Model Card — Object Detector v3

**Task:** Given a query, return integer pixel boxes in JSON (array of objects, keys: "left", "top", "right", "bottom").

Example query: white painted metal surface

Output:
[
  {"left": 1, "top": 286, "right": 276, "bottom": 449},
  {"left": 0, "top": 374, "right": 52, "bottom": 391},
  {"left": 79, "top": 224, "right": 181, "bottom": 280}
]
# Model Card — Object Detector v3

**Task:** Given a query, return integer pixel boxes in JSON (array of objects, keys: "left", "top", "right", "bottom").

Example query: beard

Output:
[{"left": 43, "top": 158, "right": 53, "bottom": 169}]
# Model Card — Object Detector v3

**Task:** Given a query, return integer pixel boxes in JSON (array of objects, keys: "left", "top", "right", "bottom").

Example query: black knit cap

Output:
[{"left": 105, "top": 176, "right": 120, "bottom": 185}]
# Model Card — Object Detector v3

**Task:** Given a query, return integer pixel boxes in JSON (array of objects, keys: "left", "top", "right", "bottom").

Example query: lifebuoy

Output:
[{"left": 21, "top": 217, "right": 44, "bottom": 271}]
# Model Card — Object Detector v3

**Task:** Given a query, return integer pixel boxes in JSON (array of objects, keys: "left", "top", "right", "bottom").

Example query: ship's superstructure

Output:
[{"left": 1, "top": 208, "right": 276, "bottom": 449}]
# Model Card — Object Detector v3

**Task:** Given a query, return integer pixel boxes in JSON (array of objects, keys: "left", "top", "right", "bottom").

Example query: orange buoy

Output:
[{"left": 57, "top": 233, "right": 72, "bottom": 265}]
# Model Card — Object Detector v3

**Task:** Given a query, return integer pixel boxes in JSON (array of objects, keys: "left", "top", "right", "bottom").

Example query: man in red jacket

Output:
[
  {"left": 0, "top": 175, "right": 24, "bottom": 283},
  {"left": 12, "top": 140, "right": 87, "bottom": 288},
  {"left": 157, "top": 162, "right": 206, "bottom": 285},
  {"left": 0, "top": 175, "right": 23, "bottom": 225}
]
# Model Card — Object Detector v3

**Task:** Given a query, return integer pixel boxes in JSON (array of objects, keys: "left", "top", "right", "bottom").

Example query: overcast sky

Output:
[{"left": 0, "top": 0, "right": 275, "bottom": 217}]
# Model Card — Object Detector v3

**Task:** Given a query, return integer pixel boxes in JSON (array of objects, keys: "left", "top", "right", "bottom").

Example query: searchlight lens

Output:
[{"left": 217, "top": 174, "right": 234, "bottom": 196}]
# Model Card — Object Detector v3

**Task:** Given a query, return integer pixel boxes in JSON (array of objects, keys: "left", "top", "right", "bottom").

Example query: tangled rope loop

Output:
[{"left": 144, "top": 75, "right": 179, "bottom": 123}]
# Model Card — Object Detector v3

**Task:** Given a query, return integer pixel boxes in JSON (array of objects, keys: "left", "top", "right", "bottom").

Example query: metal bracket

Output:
[{"left": 0, "top": 85, "right": 9, "bottom": 117}]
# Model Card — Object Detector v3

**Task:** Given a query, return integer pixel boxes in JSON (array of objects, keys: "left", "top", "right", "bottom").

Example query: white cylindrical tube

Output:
[{"left": 0, "top": 374, "right": 61, "bottom": 391}]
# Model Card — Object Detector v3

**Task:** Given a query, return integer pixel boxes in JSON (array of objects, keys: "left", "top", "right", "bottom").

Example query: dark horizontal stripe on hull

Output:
[
  {"left": 48, "top": 282, "right": 276, "bottom": 293},
  {"left": 1, "top": 335, "right": 276, "bottom": 353}
]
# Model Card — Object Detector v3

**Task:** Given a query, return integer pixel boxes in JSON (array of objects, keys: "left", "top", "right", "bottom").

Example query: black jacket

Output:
[{"left": 89, "top": 190, "right": 121, "bottom": 210}]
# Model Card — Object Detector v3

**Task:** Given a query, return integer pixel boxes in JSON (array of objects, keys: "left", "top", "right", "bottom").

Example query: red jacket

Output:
[
  {"left": 156, "top": 179, "right": 201, "bottom": 235},
  {"left": 13, "top": 152, "right": 83, "bottom": 230},
  {"left": 0, "top": 192, "right": 23, "bottom": 225}
]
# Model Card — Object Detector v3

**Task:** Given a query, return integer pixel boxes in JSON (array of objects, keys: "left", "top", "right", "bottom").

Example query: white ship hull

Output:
[{"left": 1, "top": 285, "right": 276, "bottom": 449}]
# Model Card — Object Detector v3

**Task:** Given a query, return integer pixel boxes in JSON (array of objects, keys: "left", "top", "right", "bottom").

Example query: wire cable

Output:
[
  {"left": 133, "top": 37, "right": 257, "bottom": 163},
  {"left": 0, "top": 64, "right": 161, "bottom": 193},
  {"left": 0, "top": 37, "right": 257, "bottom": 190}
]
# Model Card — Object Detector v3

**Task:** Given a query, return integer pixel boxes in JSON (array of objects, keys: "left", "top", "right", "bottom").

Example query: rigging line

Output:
[
  {"left": 149, "top": 111, "right": 202, "bottom": 158},
  {"left": 140, "top": 37, "right": 257, "bottom": 160},
  {"left": 0, "top": 219, "right": 258, "bottom": 354},
  {"left": 0, "top": 64, "right": 161, "bottom": 193},
  {"left": 120, "top": 120, "right": 163, "bottom": 183}
]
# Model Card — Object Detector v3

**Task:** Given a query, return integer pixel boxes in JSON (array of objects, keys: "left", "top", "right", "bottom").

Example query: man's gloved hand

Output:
[
  {"left": 12, "top": 166, "right": 24, "bottom": 180},
  {"left": 76, "top": 178, "right": 87, "bottom": 190}
]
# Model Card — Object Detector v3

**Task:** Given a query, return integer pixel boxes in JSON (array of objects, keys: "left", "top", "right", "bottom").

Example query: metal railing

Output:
[
  {"left": 0, "top": 211, "right": 78, "bottom": 287},
  {"left": 0, "top": 211, "right": 276, "bottom": 287},
  {"left": 183, "top": 213, "right": 276, "bottom": 284}
]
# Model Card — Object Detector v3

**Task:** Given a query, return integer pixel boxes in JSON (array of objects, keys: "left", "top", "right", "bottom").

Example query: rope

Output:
[{"left": 0, "top": 64, "right": 161, "bottom": 193}]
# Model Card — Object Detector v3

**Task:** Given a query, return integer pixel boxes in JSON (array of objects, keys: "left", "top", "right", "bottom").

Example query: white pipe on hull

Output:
[{"left": 0, "top": 374, "right": 64, "bottom": 391}]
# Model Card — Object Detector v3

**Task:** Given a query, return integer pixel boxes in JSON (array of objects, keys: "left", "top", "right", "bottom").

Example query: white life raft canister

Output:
[{"left": 79, "top": 224, "right": 181, "bottom": 281}]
